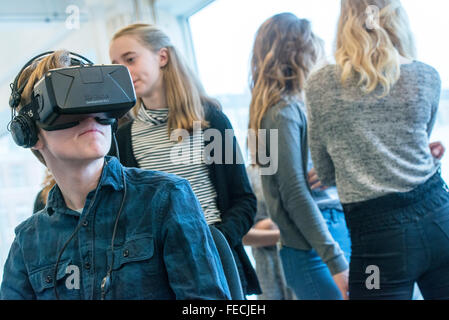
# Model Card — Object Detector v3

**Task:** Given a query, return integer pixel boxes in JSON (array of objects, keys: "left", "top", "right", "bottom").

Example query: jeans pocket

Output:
[
  {"left": 353, "top": 228, "right": 407, "bottom": 284},
  {"left": 433, "top": 204, "right": 449, "bottom": 241}
]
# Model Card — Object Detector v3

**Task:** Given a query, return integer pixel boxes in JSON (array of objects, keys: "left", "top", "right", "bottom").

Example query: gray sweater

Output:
[
  {"left": 259, "top": 96, "right": 348, "bottom": 276},
  {"left": 305, "top": 62, "right": 441, "bottom": 204}
]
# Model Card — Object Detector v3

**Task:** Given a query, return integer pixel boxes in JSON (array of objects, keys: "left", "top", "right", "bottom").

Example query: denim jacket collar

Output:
[{"left": 46, "top": 156, "right": 124, "bottom": 216}]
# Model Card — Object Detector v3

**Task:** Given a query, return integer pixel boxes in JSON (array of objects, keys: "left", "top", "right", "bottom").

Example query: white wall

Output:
[{"left": 0, "top": 0, "right": 208, "bottom": 283}]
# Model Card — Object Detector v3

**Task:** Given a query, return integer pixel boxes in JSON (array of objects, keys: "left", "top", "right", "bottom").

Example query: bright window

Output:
[{"left": 189, "top": 0, "right": 449, "bottom": 183}]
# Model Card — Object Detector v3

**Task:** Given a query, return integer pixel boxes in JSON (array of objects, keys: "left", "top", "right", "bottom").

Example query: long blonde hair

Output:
[
  {"left": 112, "top": 23, "right": 217, "bottom": 132},
  {"left": 16, "top": 50, "right": 71, "bottom": 206},
  {"left": 336, "top": 0, "right": 416, "bottom": 96},
  {"left": 248, "top": 13, "right": 323, "bottom": 162}
]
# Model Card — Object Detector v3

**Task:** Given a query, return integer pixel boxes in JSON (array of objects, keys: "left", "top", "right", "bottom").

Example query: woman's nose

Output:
[{"left": 80, "top": 115, "right": 98, "bottom": 124}]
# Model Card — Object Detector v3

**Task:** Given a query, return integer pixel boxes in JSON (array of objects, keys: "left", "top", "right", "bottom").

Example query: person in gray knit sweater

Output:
[
  {"left": 248, "top": 13, "right": 351, "bottom": 300},
  {"left": 305, "top": 0, "right": 449, "bottom": 299}
]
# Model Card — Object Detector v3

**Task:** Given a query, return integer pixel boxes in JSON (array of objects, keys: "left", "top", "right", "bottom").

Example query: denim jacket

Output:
[
  {"left": 1, "top": 156, "right": 230, "bottom": 300},
  {"left": 111, "top": 104, "right": 261, "bottom": 295}
]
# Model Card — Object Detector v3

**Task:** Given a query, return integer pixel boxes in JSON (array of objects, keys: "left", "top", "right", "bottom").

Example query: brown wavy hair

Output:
[
  {"left": 248, "top": 13, "right": 323, "bottom": 162},
  {"left": 39, "top": 169, "right": 57, "bottom": 206}
]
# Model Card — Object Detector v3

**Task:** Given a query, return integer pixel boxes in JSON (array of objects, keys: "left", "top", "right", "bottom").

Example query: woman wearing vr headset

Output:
[
  {"left": 108, "top": 23, "right": 261, "bottom": 297},
  {"left": 1, "top": 50, "right": 231, "bottom": 300},
  {"left": 305, "top": 0, "right": 449, "bottom": 299}
]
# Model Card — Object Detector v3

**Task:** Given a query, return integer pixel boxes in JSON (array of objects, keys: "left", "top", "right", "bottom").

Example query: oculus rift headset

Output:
[{"left": 8, "top": 51, "right": 136, "bottom": 148}]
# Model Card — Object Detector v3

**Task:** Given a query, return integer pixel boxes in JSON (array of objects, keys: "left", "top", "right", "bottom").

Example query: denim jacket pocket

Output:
[
  {"left": 28, "top": 259, "right": 72, "bottom": 295},
  {"left": 108, "top": 235, "right": 170, "bottom": 299},
  {"left": 110, "top": 235, "right": 157, "bottom": 273}
]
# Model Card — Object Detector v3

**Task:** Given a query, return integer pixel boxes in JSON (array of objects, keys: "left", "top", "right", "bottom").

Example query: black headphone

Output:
[{"left": 8, "top": 51, "right": 94, "bottom": 148}]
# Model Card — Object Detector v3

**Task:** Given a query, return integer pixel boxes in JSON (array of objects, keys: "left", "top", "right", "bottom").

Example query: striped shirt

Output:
[{"left": 131, "top": 106, "right": 222, "bottom": 224}]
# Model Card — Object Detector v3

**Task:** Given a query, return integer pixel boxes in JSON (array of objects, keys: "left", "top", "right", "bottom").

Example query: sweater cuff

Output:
[{"left": 326, "top": 253, "right": 349, "bottom": 276}]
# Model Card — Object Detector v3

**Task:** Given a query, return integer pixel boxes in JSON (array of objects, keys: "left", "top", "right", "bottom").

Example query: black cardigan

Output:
[{"left": 110, "top": 104, "right": 261, "bottom": 295}]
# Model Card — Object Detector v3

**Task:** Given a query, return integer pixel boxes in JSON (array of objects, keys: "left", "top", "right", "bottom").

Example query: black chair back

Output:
[{"left": 209, "top": 225, "right": 244, "bottom": 300}]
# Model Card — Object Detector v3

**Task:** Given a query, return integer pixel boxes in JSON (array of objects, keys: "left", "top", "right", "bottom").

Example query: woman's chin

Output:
[{"left": 75, "top": 146, "right": 110, "bottom": 161}]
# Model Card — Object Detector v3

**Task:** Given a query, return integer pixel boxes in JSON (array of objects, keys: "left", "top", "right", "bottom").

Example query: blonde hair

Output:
[
  {"left": 248, "top": 13, "right": 323, "bottom": 162},
  {"left": 336, "top": 0, "right": 416, "bottom": 96},
  {"left": 16, "top": 50, "right": 71, "bottom": 205},
  {"left": 112, "top": 23, "right": 217, "bottom": 132},
  {"left": 39, "top": 169, "right": 56, "bottom": 207}
]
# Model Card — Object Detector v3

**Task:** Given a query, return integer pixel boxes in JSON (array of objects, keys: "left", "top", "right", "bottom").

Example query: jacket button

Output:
[
  {"left": 45, "top": 275, "right": 52, "bottom": 283},
  {"left": 82, "top": 220, "right": 88, "bottom": 227},
  {"left": 123, "top": 249, "right": 129, "bottom": 257},
  {"left": 85, "top": 261, "right": 91, "bottom": 269}
]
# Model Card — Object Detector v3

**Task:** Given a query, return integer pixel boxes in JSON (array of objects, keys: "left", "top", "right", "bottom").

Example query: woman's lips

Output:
[{"left": 80, "top": 129, "right": 103, "bottom": 136}]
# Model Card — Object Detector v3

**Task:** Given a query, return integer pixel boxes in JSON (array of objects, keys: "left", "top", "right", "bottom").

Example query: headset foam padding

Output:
[{"left": 10, "top": 114, "right": 39, "bottom": 148}]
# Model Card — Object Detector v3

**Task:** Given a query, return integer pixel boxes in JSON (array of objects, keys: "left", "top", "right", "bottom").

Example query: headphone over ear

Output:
[
  {"left": 8, "top": 51, "right": 93, "bottom": 148},
  {"left": 9, "top": 104, "right": 39, "bottom": 148}
]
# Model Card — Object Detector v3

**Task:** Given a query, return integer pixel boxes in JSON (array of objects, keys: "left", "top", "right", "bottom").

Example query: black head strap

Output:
[{"left": 9, "top": 51, "right": 93, "bottom": 110}]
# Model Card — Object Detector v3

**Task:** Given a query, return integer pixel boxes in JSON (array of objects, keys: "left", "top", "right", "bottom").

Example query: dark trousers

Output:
[{"left": 343, "top": 170, "right": 449, "bottom": 300}]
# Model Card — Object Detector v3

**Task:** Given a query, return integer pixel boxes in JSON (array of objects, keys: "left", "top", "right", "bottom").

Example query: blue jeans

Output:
[
  {"left": 343, "top": 171, "right": 449, "bottom": 300},
  {"left": 279, "top": 208, "right": 351, "bottom": 300}
]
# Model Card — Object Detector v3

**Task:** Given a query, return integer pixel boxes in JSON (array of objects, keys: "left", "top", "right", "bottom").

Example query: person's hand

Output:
[
  {"left": 308, "top": 168, "right": 329, "bottom": 191},
  {"left": 332, "top": 269, "right": 349, "bottom": 300},
  {"left": 430, "top": 141, "right": 445, "bottom": 160}
]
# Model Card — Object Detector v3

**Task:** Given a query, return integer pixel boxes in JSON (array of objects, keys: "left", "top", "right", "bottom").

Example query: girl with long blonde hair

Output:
[
  {"left": 108, "top": 23, "right": 261, "bottom": 296},
  {"left": 249, "top": 12, "right": 351, "bottom": 300},
  {"left": 305, "top": 0, "right": 449, "bottom": 299}
]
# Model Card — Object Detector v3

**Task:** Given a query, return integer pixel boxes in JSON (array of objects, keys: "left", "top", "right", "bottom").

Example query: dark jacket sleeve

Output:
[
  {"left": 205, "top": 105, "right": 257, "bottom": 248},
  {"left": 33, "top": 190, "right": 45, "bottom": 214},
  {"left": 109, "top": 121, "right": 138, "bottom": 168}
]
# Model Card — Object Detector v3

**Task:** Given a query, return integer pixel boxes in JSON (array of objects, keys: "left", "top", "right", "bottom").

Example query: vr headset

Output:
[{"left": 8, "top": 51, "right": 136, "bottom": 148}]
